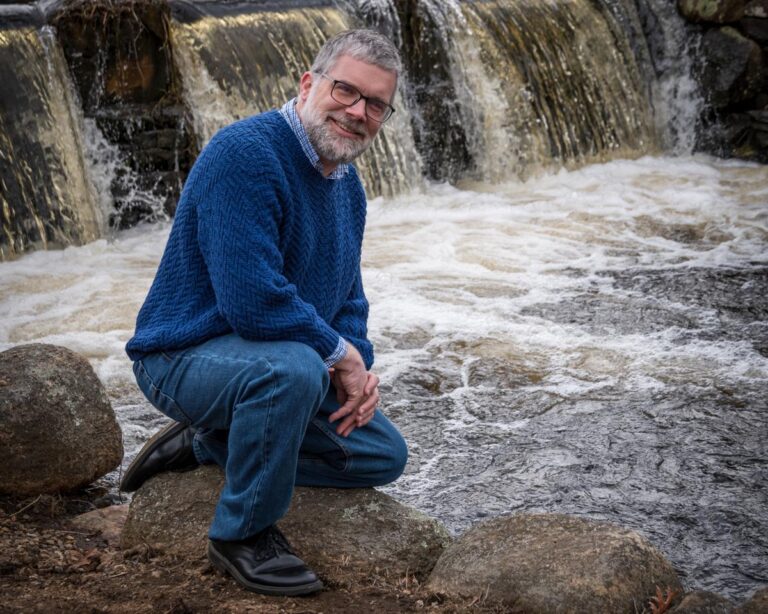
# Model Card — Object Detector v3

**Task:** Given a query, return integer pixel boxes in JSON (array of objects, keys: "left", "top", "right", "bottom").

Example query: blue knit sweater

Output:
[{"left": 126, "top": 110, "right": 373, "bottom": 369}]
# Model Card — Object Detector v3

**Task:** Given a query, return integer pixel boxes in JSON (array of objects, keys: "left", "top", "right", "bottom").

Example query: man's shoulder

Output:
[{"left": 204, "top": 110, "right": 289, "bottom": 163}]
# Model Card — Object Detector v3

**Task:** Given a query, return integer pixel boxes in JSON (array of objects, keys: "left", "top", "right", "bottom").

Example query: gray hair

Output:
[{"left": 311, "top": 29, "right": 401, "bottom": 81}]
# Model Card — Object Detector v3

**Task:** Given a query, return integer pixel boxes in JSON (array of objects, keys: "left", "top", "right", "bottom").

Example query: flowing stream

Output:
[{"left": 1, "top": 154, "right": 766, "bottom": 600}]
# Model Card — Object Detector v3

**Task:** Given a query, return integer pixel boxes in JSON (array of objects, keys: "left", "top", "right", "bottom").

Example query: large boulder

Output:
[
  {"left": 673, "top": 591, "right": 734, "bottom": 613},
  {"left": 0, "top": 344, "right": 123, "bottom": 495},
  {"left": 426, "top": 513, "right": 682, "bottom": 613},
  {"left": 122, "top": 466, "right": 451, "bottom": 583},
  {"left": 736, "top": 587, "right": 768, "bottom": 613},
  {"left": 700, "top": 26, "right": 765, "bottom": 107},
  {"left": 678, "top": 0, "right": 746, "bottom": 23}
]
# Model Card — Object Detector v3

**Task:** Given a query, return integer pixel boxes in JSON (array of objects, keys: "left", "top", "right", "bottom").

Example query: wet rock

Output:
[
  {"left": 426, "top": 513, "right": 681, "bottom": 612},
  {"left": 673, "top": 591, "right": 734, "bottom": 613},
  {"left": 466, "top": 357, "right": 541, "bottom": 389},
  {"left": 739, "top": 15, "right": 768, "bottom": 43},
  {"left": 70, "top": 504, "right": 130, "bottom": 547},
  {"left": 735, "top": 587, "right": 768, "bottom": 613},
  {"left": 0, "top": 344, "right": 123, "bottom": 496},
  {"left": 678, "top": 0, "right": 746, "bottom": 23},
  {"left": 51, "top": 1, "right": 196, "bottom": 232},
  {"left": 122, "top": 466, "right": 451, "bottom": 582},
  {"left": 744, "top": 0, "right": 768, "bottom": 17},
  {"left": 700, "top": 26, "right": 764, "bottom": 107}
]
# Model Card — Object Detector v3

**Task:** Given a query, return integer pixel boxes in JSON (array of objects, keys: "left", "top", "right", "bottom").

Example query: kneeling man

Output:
[{"left": 121, "top": 29, "right": 408, "bottom": 596}]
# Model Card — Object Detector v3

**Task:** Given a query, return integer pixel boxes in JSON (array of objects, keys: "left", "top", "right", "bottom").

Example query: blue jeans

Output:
[{"left": 133, "top": 334, "right": 408, "bottom": 541}]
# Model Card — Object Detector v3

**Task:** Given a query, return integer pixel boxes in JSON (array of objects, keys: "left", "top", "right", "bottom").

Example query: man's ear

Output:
[{"left": 299, "top": 72, "right": 313, "bottom": 103}]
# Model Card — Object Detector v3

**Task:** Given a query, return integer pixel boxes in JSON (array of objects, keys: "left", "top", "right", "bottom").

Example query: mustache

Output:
[{"left": 329, "top": 113, "right": 367, "bottom": 137}]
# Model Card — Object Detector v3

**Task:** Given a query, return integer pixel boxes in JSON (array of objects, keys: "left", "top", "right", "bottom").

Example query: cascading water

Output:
[
  {"left": 0, "top": 19, "right": 103, "bottom": 259},
  {"left": 169, "top": 1, "right": 422, "bottom": 198},
  {"left": 401, "top": 0, "right": 658, "bottom": 184},
  {"left": 597, "top": 0, "right": 705, "bottom": 154}
]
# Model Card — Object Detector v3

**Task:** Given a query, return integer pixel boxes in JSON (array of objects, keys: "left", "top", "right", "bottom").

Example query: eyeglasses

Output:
[{"left": 316, "top": 73, "right": 395, "bottom": 123}]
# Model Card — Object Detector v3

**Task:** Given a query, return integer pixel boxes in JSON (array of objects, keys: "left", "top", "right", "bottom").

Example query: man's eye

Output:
[
  {"left": 368, "top": 100, "right": 387, "bottom": 114},
  {"left": 335, "top": 83, "right": 357, "bottom": 97}
]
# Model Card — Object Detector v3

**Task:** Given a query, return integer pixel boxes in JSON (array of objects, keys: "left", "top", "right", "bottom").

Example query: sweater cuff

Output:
[{"left": 323, "top": 337, "right": 348, "bottom": 368}]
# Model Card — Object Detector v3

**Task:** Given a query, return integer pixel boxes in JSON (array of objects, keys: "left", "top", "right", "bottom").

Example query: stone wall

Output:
[
  {"left": 51, "top": 0, "right": 196, "bottom": 228},
  {"left": 678, "top": 0, "right": 768, "bottom": 161}
]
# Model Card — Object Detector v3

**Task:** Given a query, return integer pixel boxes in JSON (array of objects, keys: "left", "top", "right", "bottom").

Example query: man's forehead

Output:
[{"left": 325, "top": 55, "right": 397, "bottom": 99}]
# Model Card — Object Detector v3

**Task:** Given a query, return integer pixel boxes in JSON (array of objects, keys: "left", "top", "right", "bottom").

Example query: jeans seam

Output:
[
  {"left": 135, "top": 359, "right": 193, "bottom": 424},
  {"left": 307, "top": 417, "right": 353, "bottom": 472},
  {"left": 244, "top": 357, "right": 276, "bottom": 537}
]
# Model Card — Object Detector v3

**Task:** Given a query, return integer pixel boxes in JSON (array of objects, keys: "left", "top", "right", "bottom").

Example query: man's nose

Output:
[{"left": 345, "top": 97, "right": 367, "bottom": 121}]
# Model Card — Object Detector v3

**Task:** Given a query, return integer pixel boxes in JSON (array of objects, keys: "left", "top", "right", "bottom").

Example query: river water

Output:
[{"left": 1, "top": 154, "right": 766, "bottom": 600}]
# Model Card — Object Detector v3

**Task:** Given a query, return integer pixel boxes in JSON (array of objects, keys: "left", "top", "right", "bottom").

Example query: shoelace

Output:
[
  {"left": 265, "top": 527, "right": 297, "bottom": 556},
  {"left": 245, "top": 526, "right": 297, "bottom": 562}
]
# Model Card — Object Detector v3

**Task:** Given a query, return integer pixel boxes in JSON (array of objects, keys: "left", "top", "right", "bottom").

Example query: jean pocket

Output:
[{"left": 133, "top": 359, "right": 192, "bottom": 424}]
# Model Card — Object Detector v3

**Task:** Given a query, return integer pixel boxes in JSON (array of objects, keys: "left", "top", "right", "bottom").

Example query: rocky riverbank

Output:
[
  {"left": 678, "top": 0, "right": 768, "bottom": 161},
  {"left": 1, "top": 343, "right": 766, "bottom": 612}
]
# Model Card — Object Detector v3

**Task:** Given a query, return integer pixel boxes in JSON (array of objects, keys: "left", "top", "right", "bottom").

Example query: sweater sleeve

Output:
[
  {"left": 194, "top": 140, "right": 342, "bottom": 362},
  {"left": 331, "top": 265, "right": 374, "bottom": 370}
]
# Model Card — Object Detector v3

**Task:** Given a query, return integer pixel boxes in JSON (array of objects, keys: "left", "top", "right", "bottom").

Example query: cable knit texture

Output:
[{"left": 126, "top": 110, "right": 374, "bottom": 369}]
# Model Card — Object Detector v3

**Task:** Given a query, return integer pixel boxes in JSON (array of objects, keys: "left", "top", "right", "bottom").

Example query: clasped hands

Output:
[{"left": 328, "top": 343, "right": 379, "bottom": 437}]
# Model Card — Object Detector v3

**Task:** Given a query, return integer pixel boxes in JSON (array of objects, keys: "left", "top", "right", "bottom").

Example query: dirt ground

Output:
[{"left": 0, "top": 490, "right": 501, "bottom": 613}]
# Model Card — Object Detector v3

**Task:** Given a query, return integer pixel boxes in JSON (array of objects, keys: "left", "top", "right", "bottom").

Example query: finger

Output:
[
  {"left": 337, "top": 411, "right": 358, "bottom": 436},
  {"left": 335, "top": 385, "right": 347, "bottom": 406},
  {"left": 329, "top": 397, "right": 359, "bottom": 423},
  {"left": 364, "top": 373, "right": 380, "bottom": 396},
  {"left": 356, "top": 407, "right": 376, "bottom": 427},
  {"left": 356, "top": 388, "right": 379, "bottom": 416}
]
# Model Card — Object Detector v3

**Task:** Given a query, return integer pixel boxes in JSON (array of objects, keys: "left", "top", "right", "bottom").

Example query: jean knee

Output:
[
  {"left": 376, "top": 427, "right": 408, "bottom": 485},
  {"left": 272, "top": 343, "right": 329, "bottom": 405}
]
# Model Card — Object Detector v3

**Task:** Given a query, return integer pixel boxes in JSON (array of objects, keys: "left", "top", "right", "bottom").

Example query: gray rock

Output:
[
  {"left": 735, "top": 587, "right": 768, "bottom": 613},
  {"left": 120, "top": 465, "right": 222, "bottom": 558},
  {"left": 678, "top": 0, "right": 746, "bottom": 23},
  {"left": 700, "top": 26, "right": 764, "bottom": 107},
  {"left": 122, "top": 466, "right": 451, "bottom": 583},
  {"left": 744, "top": 0, "right": 768, "bottom": 17},
  {"left": 739, "top": 16, "right": 768, "bottom": 43},
  {"left": 70, "top": 504, "right": 130, "bottom": 547},
  {"left": 0, "top": 344, "right": 123, "bottom": 495},
  {"left": 426, "top": 513, "right": 681, "bottom": 613},
  {"left": 673, "top": 591, "right": 734, "bottom": 613}
]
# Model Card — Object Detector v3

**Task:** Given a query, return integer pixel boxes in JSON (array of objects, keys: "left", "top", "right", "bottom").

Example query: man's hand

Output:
[{"left": 328, "top": 344, "right": 380, "bottom": 437}]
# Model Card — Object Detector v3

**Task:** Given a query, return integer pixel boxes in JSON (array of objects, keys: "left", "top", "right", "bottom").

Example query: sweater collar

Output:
[{"left": 279, "top": 98, "right": 350, "bottom": 180}]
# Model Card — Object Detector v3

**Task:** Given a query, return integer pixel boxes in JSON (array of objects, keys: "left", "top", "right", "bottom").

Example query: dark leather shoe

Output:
[
  {"left": 119, "top": 421, "right": 199, "bottom": 492},
  {"left": 208, "top": 526, "right": 323, "bottom": 596}
]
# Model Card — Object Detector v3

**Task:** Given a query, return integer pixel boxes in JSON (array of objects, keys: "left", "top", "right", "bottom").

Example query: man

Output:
[{"left": 121, "top": 29, "right": 408, "bottom": 597}]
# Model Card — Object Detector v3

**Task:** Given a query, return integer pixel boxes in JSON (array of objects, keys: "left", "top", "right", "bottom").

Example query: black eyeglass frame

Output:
[{"left": 316, "top": 72, "right": 396, "bottom": 123}]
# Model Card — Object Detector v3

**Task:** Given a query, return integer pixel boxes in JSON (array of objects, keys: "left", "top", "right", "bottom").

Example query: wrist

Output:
[{"left": 324, "top": 337, "right": 348, "bottom": 368}]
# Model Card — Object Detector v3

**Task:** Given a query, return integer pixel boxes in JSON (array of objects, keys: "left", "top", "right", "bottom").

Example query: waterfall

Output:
[
  {"left": 596, "top": 0, "right": 705, "bottom": 154},
  {"left": 632, "top": 0, "right": 705, "bottom": 155},
  {"left": 0, "top": 20, "right": 103, "bottom": 259},
  {"left": 169, "top": 1, "right": 422, "bottom": 198},
  {"left": 0, "top": 0, "right": 709, "bottom": 257},
  {"left": 402, "top": 0, "right": 659, "bottom": 183}
]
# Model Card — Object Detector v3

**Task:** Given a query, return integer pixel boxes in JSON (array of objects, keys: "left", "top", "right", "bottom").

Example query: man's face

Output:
[{"left": 297, "top": 55, "right": 397, "bottom": 168}]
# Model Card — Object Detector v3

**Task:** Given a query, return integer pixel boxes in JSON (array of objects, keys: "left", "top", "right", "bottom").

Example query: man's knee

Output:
[
  {"left": 267, "top": 342, "right": 330, "bottom": 406},
  {"left": 372, "top": 426, "right": 408, "bottom": 485}
]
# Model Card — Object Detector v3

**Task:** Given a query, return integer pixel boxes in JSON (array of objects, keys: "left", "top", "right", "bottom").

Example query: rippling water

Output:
[{"left": 1, "top": 155, "right": 766, "bottom": 600}]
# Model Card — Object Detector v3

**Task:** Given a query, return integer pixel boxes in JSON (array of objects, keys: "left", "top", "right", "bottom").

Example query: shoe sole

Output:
[
  {"left": 119, "top": 421, "right": 189, "bottom": 492},
  {"left": 207, "top": 542, "right": 324, "bottom": 596}
]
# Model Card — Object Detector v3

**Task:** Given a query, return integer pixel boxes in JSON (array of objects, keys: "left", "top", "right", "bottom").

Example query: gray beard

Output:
[{"left": 301, "top": 95, "right": 373, "bottom": 164}]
